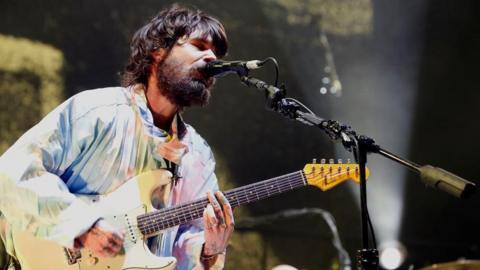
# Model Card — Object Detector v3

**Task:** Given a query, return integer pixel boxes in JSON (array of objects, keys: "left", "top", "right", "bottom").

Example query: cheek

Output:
[{"left": 172, "top": 45, "right": 199, "bottom": 63}]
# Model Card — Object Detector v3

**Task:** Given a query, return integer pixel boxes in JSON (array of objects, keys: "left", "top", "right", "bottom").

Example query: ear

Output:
[{"left": 152, "top": 48, "right": 167, "bottom": 63}]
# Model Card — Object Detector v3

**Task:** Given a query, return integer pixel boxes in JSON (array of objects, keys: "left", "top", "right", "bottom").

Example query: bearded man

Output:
[{"left": 0, "top": 4, "right": 233, "bottom": 270}]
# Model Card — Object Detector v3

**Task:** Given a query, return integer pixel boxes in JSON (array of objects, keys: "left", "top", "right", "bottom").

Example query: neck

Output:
[{"left": 145, "top": 73, "right": 177, "bottom": 130}]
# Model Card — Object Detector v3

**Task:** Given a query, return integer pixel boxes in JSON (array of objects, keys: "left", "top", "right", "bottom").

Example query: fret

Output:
[
  {"left": 172, "top": 213, "right": 179, "bottom": 225},
  {"left": 243, "top": 186, "right": 250, "bottom": 203},
  {"left": 188, "top": 204, "right": 194, "bottom": 221},
  {"left": 178, "top": 212, "right": 185, "bottom": 224},
  {"left": 264, "top": 181, "right": 271, "bottom": 197},
  {"left": 240, "top": 186, "right": 249, "bottom": 204},
  {"left": 137, "top": 170, "right": 307, "bottom": 237},
  {"left": 300, "top": 171, "right": 307, "bottom": 185},
  {"left": 252, "top": 187, "right": 259, "bottom": 201},
  {"left": 178, "top": 213, "right": 184, "bottom": 225},
  {"left": 276, "top": 178, "right": 282, "bottom": 194},
  {"left": 164, "top": 215, "right": 170, "bottom": 229}
]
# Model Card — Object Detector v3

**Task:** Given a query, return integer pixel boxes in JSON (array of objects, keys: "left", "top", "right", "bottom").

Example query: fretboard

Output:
[{"left": 137, "top": 170, "right": 307, "bottom": 237}]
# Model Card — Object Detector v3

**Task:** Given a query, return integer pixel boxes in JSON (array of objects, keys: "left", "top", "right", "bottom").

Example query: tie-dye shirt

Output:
[{"left": 0, "top": 85, "right": 225, "bottom": 269}]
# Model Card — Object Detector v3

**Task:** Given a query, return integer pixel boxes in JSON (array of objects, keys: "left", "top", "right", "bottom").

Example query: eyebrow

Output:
[{"left": 190, "top": 38, "right": 218, "bottom": 54}]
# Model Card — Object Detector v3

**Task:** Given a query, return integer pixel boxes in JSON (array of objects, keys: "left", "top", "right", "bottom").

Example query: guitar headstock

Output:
[{"left": 303, "top": 159, "right": 370, "bottom": 191}]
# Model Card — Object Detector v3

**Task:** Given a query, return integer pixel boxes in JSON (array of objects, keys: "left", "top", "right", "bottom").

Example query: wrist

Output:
[
  {"left": 200, "top": 243, "right": 225, "bottom": 262},
  {"left": 202, "top": 243, "right": 226, "bottom": 256}
]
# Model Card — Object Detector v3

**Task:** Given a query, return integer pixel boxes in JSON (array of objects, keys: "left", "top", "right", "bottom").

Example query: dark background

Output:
[{"left": 0, "top": 0, "right": 479, "bottom": 269}]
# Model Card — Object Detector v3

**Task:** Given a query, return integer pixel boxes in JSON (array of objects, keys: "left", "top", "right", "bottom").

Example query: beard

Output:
[{"left": 156, "top": 56, "right": 215, "bottom": 108}]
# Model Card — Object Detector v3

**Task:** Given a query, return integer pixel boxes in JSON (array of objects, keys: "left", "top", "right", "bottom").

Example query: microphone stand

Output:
[{"left": 239, "top": 75, "right": 476, "bottom": 270}]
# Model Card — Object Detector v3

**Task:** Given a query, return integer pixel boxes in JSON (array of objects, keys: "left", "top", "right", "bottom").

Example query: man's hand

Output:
[
  {"left": 202, "top": 191, "right": 235, "bottom": 257},
  {"left": 75, "top": 219, "right": 124, "bottom": 257}
]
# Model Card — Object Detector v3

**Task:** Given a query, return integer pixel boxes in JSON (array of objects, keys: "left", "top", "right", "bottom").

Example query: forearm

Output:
[{"left": 0, "top": 172, "right": 101, "bottom": 247}]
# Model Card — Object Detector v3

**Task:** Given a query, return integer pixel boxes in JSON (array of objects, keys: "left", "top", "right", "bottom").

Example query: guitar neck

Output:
[{"left": 137, "top": 170, "right": 307, "bottom": 237}]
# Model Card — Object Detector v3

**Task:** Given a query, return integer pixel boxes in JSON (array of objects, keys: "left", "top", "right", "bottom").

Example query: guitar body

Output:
[
  {"left": 10, "top": 161, "right": 367, "bottom": 270},
  {"left": 12, "top": 170, "right": 177, "bottom": 270}
]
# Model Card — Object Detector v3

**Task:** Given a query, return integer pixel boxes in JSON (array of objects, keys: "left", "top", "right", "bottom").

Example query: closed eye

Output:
[{"left": 190, "top": 39, "right": 215, "bottom": 53}]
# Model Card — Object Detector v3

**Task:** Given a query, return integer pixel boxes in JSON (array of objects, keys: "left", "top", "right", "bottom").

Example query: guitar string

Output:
[
  {"left": 139, "top": 170, "right": 303, "bottom": 222},
  {"left": 74, "top": 168, "right": 357, "bottom": 253},
  {"left": 115, "top": 170, "right": 299, "bottom": 249},
  {"left": 110, "top": 168, "right": 356, "bottom": 244},
  {"left": 123, "top": 172, "right": 307, "bottom": 241},
  {"left": 135, "top": 169, "right": 357, "bottom": 235},
  {"left": 135, "top": 168, "right": 358, "bottom": 236},
  {"left": 137, "top": 171, "right": 305, "bottom": 232},
  {"left": 139, "top": 169, "right": 306, "bottom": 222},
  {"left": 135, "top": 172, "right": 300, "bottom": 233},
  {"left": 139, "top": 167, "right": 355, "bottom": 228},
  {"left": 120, "top": 169, "right": 357, "bottom": 243}
]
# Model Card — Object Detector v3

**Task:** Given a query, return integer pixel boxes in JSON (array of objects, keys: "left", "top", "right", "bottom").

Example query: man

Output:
[{"left": 0, "top": 4, "right": 233, "bottom": 270}]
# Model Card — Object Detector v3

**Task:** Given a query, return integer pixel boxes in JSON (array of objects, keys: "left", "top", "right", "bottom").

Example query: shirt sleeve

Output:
[
  {"left": 173, "top": 221, "right": 226, "bottom": 270},
  {"left": 0, "top": 97, "right": 102, "bottom": 251},
  {"left": 172, "top": 136, "right": 226, "bottom": 270}
]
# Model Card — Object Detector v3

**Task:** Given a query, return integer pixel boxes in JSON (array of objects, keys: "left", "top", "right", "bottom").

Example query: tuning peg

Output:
[
  {"left": 338, "top": 159, "right": 343, "bottom": 164},
  {"left": 347, "top": 159, "right": 351, "bottom": 164},
  {"left": 321, "top": 158, "right": 326, "bottom": 164},
  {"left": 312, "top": 158, "right": 317, "bottom": 164},
  {"left": 329, "top": 158, "right": 334, "bottom": 164}
]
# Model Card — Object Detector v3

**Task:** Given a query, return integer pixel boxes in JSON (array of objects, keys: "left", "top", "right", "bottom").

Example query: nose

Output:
[{"left": 202, "top": 49, "right": 217, "bottom": 63}]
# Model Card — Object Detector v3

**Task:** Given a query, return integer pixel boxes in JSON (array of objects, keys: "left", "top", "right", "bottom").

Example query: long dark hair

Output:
[{"left": 121, "top": 4, "right": 228, "bottom": 87}]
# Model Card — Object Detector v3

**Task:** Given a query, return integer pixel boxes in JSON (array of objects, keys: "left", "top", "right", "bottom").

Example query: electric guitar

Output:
[{"left": 12, "top": 160, "right": 369, "bottom": 270}]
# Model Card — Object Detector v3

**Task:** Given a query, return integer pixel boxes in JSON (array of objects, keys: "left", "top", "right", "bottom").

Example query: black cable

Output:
[
  {"left": 260, "top": 57, "right": 279, "bottom": 87},
  {"left": 367, "top": 208, "right": 377, "bottom": 249},
  {"left": 353, "top": 138, "right": 378, "bottom": 250}
]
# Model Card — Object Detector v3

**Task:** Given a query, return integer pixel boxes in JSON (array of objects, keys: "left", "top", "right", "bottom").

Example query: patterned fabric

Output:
[{"left": 0, "top": 85, "right": 224, "bottom": 269}]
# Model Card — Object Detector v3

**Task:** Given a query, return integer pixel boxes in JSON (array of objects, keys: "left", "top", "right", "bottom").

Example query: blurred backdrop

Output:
[{"left": 0, "top": 0, "right": 479, "bottom": 269}]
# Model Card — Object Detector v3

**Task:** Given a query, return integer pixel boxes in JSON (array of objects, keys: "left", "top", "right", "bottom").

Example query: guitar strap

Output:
[{"left": 167, "top": 161, "right": 181, "bottom": 186}]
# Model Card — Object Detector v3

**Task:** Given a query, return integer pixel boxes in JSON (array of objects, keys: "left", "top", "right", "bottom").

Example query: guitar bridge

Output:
[{"left": 64, "top": 247, "right": 81, "bottom": 265}]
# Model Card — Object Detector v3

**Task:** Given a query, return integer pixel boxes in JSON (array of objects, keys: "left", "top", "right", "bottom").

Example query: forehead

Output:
[
  {"left": 177, "top": 29, "right": 217, "bottom": 52},
  {"left": 187, "top": 29, "right": 213, "bottom": 43},
  {"left": 184, "top": 25, "right": 228, "bottom": 57}
]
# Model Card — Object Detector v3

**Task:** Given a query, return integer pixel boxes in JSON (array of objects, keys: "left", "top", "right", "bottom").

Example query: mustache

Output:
[{"left": 191, "top": 68, "right": 215, "bottom": 88}]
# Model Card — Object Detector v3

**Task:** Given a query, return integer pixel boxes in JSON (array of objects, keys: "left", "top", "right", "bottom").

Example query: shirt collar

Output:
[{"left": 131, "top": 84, "right": 187, "bottom": 140}]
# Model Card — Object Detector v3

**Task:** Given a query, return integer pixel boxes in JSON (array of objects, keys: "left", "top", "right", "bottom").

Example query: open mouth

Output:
[{"left": 192, "top": 69, "right": 214, "bottom": 87}]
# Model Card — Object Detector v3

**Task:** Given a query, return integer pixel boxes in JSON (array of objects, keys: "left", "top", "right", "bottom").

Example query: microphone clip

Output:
[{"left": 240, "top": 76, "right": 287, "bottom": 112}]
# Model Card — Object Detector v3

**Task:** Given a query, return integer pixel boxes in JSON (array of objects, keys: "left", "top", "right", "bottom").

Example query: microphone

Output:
[
  {"left": 419, "top": 165, "right": 476, "bottom": 199},
  {"left": 202, "top": 60, "right": 264, "bottom": 78}
]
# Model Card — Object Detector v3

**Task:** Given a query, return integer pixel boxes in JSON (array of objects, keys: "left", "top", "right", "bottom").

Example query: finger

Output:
[
  {"left": 91, "top": 242, "right": 111, "bottom": 258},
  {"left": 203, "top": 203, "right": 217, "bottom": 229},
  {"left": 110, "top": 230, "right": 124, "bottom": 244},
  {"left": 215, "top": 191, "right": 235, "bottom": 228},
  {"left": 203, "top": 206, "right": 212, "bottom": 230},
  {"left": 109, "top": 241, "right": 123, "bottom": 255},
  {"left": 100, "top": 235, "right": 122, "bottom": 257},
  {"left": 91, "top": 236, "right": 115, "bottom": 257},
  {"left": 107, "top": 234, "right": 123, "bottom": 252},
  {"left": 101, "top": 244, "right": 118, "bottom": 257},
  {"left": 94, "top": 248, "right": 108, "bottom": 258},
  {"left": 207, "top": 191, "right": 225, "bottom": 226},
  {"left": 92, "top": 230, "right": 122, "bottom": 256}
]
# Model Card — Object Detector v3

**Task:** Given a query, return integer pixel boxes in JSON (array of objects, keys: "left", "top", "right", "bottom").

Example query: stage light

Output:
[
  {"left": 379, "top": 241, "right": 406, "bottom": 270},
  {"left": 271, "top": 264, "right": 298, "bottom": 270}
]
